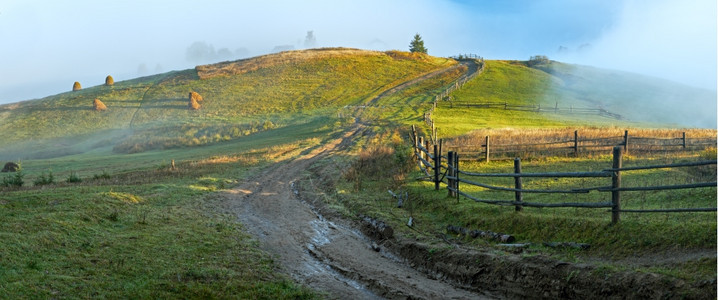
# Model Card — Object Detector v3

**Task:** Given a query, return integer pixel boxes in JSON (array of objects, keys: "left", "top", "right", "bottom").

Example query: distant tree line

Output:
[{"left": 527, "top": 55, "right": 550, "bottom": 67}]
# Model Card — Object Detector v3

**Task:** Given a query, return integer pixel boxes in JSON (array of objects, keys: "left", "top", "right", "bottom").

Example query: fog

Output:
[{"left": 0, "top": 0, "right": 715, "bottom": 104}]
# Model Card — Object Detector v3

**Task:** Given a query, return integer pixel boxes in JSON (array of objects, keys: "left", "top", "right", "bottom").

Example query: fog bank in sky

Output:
[{"left": 0, "top": 0, "right": 715, "bottom": 104}]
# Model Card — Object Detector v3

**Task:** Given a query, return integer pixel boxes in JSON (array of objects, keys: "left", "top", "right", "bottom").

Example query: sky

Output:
[{"left": 0, "top": 0, "right": 716, "bottom": 104}]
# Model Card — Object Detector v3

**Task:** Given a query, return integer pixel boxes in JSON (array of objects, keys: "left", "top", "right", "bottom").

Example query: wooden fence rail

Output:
[
  {"left": 448, "top": 130, "right": 716, "bottom": 162},
  {"left": 410, "top": 129, "right": 718, "bottom": 224}
]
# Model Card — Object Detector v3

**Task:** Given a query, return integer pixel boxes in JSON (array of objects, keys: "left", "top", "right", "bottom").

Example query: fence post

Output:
[
  {"left": 574, "top": 130, "right": 579, "bottom": 156},
  {"left": 447, "top": 151, "right": 455, "bottom": 197},
  {"left": 485, "top": 136, "right": 491, "bottom": 163},
  {"left": 504, "top": 102, "right": 507, "bottom": 110},
  {"left": 682, "top": 132, "right": 686, "bottom": 150},
  {"left": 418, "top": 136, "right": 425, "bottom": 162},
  {"left": 623, "top": 130, "right": 629, "bottom": 154},
  {"left": 611, "top": 146, "right": 622, "bottom": 224},
  {"left": 434, "top": 144, "right": 441, "bottom": 190},
  {"left": 514, "top": 158, "right": 523, "bottom": 212},
  {"left": 455, "top": 153, "right": 460, "bottom": 201}
]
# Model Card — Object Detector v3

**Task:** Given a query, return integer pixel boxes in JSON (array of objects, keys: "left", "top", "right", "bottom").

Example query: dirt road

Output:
[{"left": 223, "top": 127, "right": 491, "bottom": 299}]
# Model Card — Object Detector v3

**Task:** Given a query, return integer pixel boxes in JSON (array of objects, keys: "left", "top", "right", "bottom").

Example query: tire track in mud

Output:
[{"left": 223, "top": 126, "right": 491, "bottom": 299}]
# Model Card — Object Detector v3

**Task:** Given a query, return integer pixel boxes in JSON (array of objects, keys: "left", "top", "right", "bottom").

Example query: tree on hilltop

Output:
[
  {"left": 409, "top": 33, "right": 427, "bottom": 54},
  {"left": 105, "top": 75, "right": 114, "bottom": 86},
  {"left": 72, "top": 81, "right": 82, "bottom": 91}
]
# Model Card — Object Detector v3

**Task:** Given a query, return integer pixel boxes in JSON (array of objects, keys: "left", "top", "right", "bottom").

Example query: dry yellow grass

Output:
[
  {"left": 443, "top": 127, "right": 716, "bottom": 158},
  {"left": 196, "top": 48, "right": 401, "bottom": 79}
]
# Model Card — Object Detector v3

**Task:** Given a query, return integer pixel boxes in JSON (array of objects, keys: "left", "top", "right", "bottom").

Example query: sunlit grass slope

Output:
[
  {"left": 433, "top": 60, "right": 717, "bottom": 137},
  {"left": 0, "top": 48, "right": 454, "bottom": 159}
]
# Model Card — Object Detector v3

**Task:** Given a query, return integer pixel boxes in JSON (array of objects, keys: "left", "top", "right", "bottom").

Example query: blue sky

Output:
[{"left": 0, "top": 0, "right": 715, "bottom": 104}]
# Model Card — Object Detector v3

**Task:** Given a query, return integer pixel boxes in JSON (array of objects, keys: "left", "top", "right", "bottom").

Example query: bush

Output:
[
  {"left": 93, "top": 170, "right": 111, "bottom": 180},
  {"left": 66, "top": 172, "right": 82, "bottom": 183},
  {"left": 2, "top": 169, "right": 24, "bottom": 187},
  {"left": 105, "top": 75, "right": 114, "bottom": 86},
  {"left": 33, "top": 171, "right": 55, "bottom": 186},
  {"left": 527, "top": 55, "right": 549, "bottom": 67},
  {"left": 93, "top": 98, "right": 107, "bottom": 111}
]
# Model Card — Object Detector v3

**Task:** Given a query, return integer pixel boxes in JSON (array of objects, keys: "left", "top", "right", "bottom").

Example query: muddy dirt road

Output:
[{"left": 223, "top": 127, "right": 491, "bottom": 299}]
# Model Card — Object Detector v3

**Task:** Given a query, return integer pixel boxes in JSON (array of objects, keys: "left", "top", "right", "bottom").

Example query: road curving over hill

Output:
[
  {"left": 218, "top": 58, "right": 493, "bottom": 299},
  {"left": 222, "top": 124, "right": 492, "bottom": 299}
]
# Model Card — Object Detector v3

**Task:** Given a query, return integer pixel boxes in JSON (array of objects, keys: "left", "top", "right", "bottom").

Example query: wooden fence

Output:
[
  {"left": 447, "top": 130, "right": 716, "bottom": 162},
  {"left": 410, "top": 126, "right": 717, "bottom": 224},
  {"left": 442, "top": 101, "right": 623, "bottom": 120},
  {"left": 423, "top": 57, "right": 485, "bottom": 142}
]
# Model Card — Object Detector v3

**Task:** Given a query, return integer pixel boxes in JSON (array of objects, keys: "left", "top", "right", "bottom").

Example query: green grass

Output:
[
  {"left": 431, "top": 60, "right": 716, "bottom": 137},
  {"left": 0, "top": 117, "right": 339, "bottom": 298},
  {"left": 0, "top": 49, "right": 453, "bottom": 159}
]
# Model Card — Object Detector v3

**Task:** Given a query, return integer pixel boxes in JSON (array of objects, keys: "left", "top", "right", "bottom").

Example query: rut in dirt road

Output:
[{"left": 223, "top": 128, "right": 492, "bottom": 299}]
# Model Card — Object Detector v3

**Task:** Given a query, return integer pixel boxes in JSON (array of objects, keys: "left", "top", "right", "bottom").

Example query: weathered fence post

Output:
[
  {"left": 434, "top": 144, "right": 441, "bottom": 190},
  {"left": 514, "top": 158, "right": 523, "bottom": 212},
  {"left": 454, "top": 153, "right": 460, "bottom": 201},
  {"left": 447, "top": 151, "right": 455, "bottom": 197},
  {"left": 418, "top": 136, "right": 425, "bottom": 162},
  {"left": 623, "top": 130, "right": 629, "bottom": 154},
  {"left": 574, "top": 130, "right": 579, "bottom": 156},
  {"left": 611, "top": 146, "right": 623, "bottom": 224},
  {"left": 504, "top": 102, "right": 508, "bottom": 110},
  {"left": 485, "top": 136, "right": 491, "bottom": 163},
  {"left": 682, "top": 132, "right": 686, "bottom": 150}
]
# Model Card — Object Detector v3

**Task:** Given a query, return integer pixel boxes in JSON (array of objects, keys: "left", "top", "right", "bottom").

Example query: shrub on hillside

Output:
[
  {"left": 527, "top": 55, "right": 550, "bottom": 67},
  {"left": 73, "top": 81, "right": 82, "bottom": 91},
  {"left": 105, "top": 75, "right": 114, "bottom": 86},
  {"left": 93, "top": 98, "right": 107, "bottom": 111},
  {"left": 33, "top": 171, "right": 55, "bottom": 186},
  {"left": 2, "top": 166, "right": 24, "bottom": 187},
  {"left": 189, "top": 91, "right": 203, "bottom": 102}
]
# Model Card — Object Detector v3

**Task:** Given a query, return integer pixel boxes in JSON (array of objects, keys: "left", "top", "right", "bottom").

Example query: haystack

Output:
[
  {"left": 93, "top": 98, "right": 107, "bottom": 111},
  {"left": 189, "top": 91, "right": 203, "bottom": 102},
  {"left": 105, "top": 75, "right": 114, "bottom": 86},
  {"left": 73, "top": 81, "right": 82, "bottom": 91},
  {"left": 1, "top": 162, "right": 19, "bottom": 172},
  {"left": 188, "top": 98, "right": 201, "bottom": 110}
]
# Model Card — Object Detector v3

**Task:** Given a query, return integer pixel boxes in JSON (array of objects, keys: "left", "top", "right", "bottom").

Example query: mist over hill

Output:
[
  {"left": 533, "top": 61, "right": 717, "bottom": 128},
  {"left": 0, "top": 49, "right": 714, "bottom": 161}
]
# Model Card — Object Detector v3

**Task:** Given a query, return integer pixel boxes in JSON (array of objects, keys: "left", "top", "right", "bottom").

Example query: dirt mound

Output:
[
  {"left": 195, "top": 48, "right": 383, "bottom": 79},
  {"left": 1, "top": 162, "right": 19, "bottom": 172}
]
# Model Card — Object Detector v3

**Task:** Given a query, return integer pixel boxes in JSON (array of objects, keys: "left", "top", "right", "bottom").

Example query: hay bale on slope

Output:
[
  {"left": 93, "top": 98, "right": 107, "bottom": 111},
  {"left": 188, "top": 98, "right": 201, "bottom": 110},
  {"left": 1, "top": 162, "right": 19, "bottom": 172},
  {"left": 105, "top": 75, "right": 114, "bottom": 86},
  {"left": 72, "top": 81, "right": 82, "bottom": 91},
  {"left": 189, "top": 91, "right": 203, "bottom": 102}
]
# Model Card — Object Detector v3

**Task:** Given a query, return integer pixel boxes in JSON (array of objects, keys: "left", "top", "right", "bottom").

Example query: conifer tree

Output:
[{"left": 409, "top": 33, "right": 427, "bottom": 54}]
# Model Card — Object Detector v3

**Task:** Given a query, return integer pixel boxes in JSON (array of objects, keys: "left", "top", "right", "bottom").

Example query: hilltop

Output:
[
  {"left": 0, "top": 48, "right": 455, "bottom": 159},
  {"left": 0, "top": 49, "right": 714, "bottom": 160}
]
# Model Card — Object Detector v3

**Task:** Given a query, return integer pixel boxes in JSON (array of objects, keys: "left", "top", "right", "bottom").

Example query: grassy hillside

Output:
[
  {"left": 0, "top": 48, "right": 454, "bottom": 159},
  {"left": 432, "top": 60, "right": 717, "bottom": 137}
]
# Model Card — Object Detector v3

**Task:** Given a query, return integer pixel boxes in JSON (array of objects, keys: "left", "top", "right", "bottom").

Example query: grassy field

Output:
[
  {"left": 1, "top": 49, "right": 715, "bottom": 296},
  {"left": 0, "top": 114, "right": 344, "bottom": 298},
  {"left": 431, "top": 60, "right": 717, "bottom": 137},
  {"left": 0, "top": 48, "right": 453, "bottom": 159}
]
